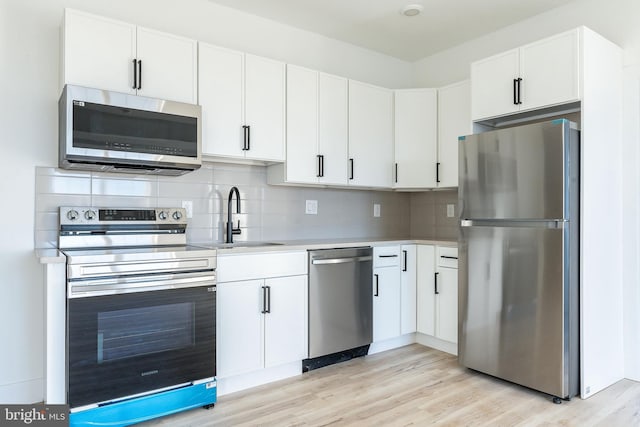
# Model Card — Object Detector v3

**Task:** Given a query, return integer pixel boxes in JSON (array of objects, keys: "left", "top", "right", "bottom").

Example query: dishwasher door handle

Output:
[{"left": 311, "top": 256, "right": 373, "bottom": 265}]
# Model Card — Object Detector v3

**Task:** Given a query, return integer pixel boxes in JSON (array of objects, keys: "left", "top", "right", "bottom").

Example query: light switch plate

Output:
[
  {"left": 373, "top": 203, "right": 381, "bottom": 217},
  {"left": 305, "top": 200, "right": 318, "bottom": 215},
  {"left": 182, "top": 200, "right": 193, "bottom": 218},
  {"left": 447, "top": 204, "right": 455, "bottom": 218}
]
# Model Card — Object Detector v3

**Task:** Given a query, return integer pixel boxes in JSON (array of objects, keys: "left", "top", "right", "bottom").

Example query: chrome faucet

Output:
[{"left": 226, "top": 186, "right": 241, "bottom": 243}]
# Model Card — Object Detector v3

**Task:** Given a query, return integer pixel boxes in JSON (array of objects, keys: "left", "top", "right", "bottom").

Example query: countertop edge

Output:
[
  {"left": 36, "top": 249, "right": 66, "bottom": 264},
  {"left": 212, "top": 238, "right": 457, "bottom": 255}
]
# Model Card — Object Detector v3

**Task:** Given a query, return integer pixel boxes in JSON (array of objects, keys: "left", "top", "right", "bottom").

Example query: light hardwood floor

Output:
[{"left": 142, "top": 344, "right": 640, "bottom": 426}]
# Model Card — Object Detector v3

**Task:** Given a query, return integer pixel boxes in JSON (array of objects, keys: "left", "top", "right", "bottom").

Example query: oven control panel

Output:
[{"left": 60, "top": 207, "right": 187, "bottom": 225}]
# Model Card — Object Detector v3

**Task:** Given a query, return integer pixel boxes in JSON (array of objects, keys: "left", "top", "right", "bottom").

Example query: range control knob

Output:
[
  {"left": 172, "top": 210, "right": 183, "bottom": 220},
  {"left": 84, "top": 210, "right": 96, "bottom": 220},
  {"left": 158, "top": 211, "right": 168, "bottom": 220},
  {"left": 66, "top": 210, "right": 79, "bottom": 221}
]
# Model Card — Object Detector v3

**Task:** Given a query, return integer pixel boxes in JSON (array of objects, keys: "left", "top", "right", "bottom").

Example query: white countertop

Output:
[{"left": 36, "top": 237, "right": 457, "bottom": 263}]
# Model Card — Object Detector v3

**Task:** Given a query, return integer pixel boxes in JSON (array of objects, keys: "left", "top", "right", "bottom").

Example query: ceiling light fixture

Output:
[{"left": 401, "top": 4, "right": 424, "bottom": 17}]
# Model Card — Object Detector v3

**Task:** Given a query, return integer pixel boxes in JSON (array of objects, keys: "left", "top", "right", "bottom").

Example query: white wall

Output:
[
  {"left": 412, "top": 0, "right": 640, "bottom": 384},
  {"left": 0, "top": 0, "right": 413, "bottom": 404}
]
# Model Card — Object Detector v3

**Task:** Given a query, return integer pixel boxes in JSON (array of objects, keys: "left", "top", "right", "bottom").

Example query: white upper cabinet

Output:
[
  {"left": 134, "top": 27, "right": 197, "bottom": 104},
  {"left": 348, "top": 81, "right": 394, "bottom": 188},
  {"left": 318, "top": 73, "right": 349, "bottom": 185},
  {"left": 394, "top": 89, "right": 438, "bottom": 189},
  {"left": 285, "top": 65, "right": 319, "bottom": 183},
  {"left": 244, "top": 54, "right": 286, "bottom": 161},
  {"left": 437, "top": 80, "right": 471, "bottom": 188},
  {"left": 471, "top": 29, "right": 579, "bottom": 121},
  {"left": 518, "top": 30, "right": 580, "bottom": 112},
  {"left": 281, "top": 66, "right": 348, "bottom": 185},
  {"left": 62, "top": 9, "right": 197, "bottom": 104},
  {"left": 198, "top": 44, "right": 245, "bottom": 158},
  {"left": 199, "top": 45, "right": 285, "bottom": 162}
]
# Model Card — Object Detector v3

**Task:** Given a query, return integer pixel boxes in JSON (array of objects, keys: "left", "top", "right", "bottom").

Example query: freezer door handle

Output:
[{"left": 460, "top": 219, "right": 566, "bottom": 229}]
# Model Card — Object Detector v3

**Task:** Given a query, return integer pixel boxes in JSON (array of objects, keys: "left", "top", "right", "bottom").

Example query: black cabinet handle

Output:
[
  {"left": 317, "top": 155, "right": 324, "bottom": 177},
  {"left": 349, "top": 158, "right": 354, "bottom": 180},
  {"left": 440, "top": 255, "right": 458, "bottom": 260},
  {"left": 261, "top": 286, "right": 268, "bottom": 313},
  {"left": 516, "top": 78, "right": 522, "bottom": 105},
  {"left": 266, "top": 285, "right": 271, "bottom": 313},
  {"left": 132, "top": 59, "right": 137, "bottom": 89},
  {"left": 137, "top": 60, "right": 142, "bottom": 90},
  {"left": 513, "top": 78, "right": 518, "bottom": 105},
  {"left": 374, "top": 274, "right": 379, "bottom": 297},
  {"left": 242, "top": 126, "right": 250, "bottom": 150},
  {"left": 378, "top": 254, "right": 398, "bottom": 258},
  {"left": 395, "top": 163, "right": 398, "bottom": 183},
  {"left": 434, "top": 272, "right": 439, "bottom": 295},
  {"left": 402, "top": 250, "right": 407, "bottom": 272},
  {"left": 436, "top": 162, "right": 441, "bottom": 183}
]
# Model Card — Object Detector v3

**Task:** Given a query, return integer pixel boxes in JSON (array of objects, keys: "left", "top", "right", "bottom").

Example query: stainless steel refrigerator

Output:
[{"left": 458, "top": 119, "right": 580, "bottom": 400}]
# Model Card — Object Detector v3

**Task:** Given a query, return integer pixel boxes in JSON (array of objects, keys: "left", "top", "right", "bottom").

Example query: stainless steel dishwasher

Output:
[{"left": 305, "top": 247, "right": 373, "bottom": 370}]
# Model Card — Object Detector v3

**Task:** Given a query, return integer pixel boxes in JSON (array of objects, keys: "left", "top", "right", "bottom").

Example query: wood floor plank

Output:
[{"left": 141, "top": 345, "right": 640, "bottom": 426}]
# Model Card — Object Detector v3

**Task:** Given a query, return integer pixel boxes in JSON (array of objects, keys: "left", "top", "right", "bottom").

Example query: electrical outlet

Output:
[
  {"left": 447, "top": 204, "right": 455, "bottom": 218},
  {"left": 305, "top": 200, "right": 318, "bottom": 215},
  {"left": 182, "top": 200, "right": 193, "bottom": 218},
  {"left": 373, "top": 203, "right": 381, "bottom": 218}
]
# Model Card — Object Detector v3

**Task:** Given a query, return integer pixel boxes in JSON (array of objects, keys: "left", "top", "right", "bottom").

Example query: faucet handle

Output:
[{"left": 232, "top": 220, "right": 241, "bottom": 235}]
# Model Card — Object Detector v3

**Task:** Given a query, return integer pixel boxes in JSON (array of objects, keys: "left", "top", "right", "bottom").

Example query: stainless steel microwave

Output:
[{"left": 59, "top": 85, "right": 202, "bottom": 176}]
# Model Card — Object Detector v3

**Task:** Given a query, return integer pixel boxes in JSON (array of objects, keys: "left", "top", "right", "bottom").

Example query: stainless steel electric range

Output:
[{"left": 58, "top": 207, "right": 217, "bottom": 427}]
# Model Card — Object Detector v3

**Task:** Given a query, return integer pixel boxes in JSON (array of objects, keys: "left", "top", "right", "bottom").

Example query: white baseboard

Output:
[
  {"left": 0, "top": 378, "right": 44, "bottom": 404},
  {"left": 368, "top": 333, "right": 416, "bottom": 355},
  {"left": 216, "top": 362, "right": 301, "bottom": 396},
  {"left": 415, "top": 333, "right": 458, "bottom": 356}
]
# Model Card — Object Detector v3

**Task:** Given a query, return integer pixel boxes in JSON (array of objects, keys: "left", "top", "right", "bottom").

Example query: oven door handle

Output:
[{"left": 68, "top": 273, "right": 216, "bottom": 298}]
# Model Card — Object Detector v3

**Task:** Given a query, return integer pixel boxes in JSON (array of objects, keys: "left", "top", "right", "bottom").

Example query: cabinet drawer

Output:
[
  {"left": 373, "top": 246, "right": 401, "bottom": 267},
  {"left": 217, "top": 251, "right": 307, "bottom": 282},
  {"left": 437, "top": 246, "right": 458, "bottom": 268}
]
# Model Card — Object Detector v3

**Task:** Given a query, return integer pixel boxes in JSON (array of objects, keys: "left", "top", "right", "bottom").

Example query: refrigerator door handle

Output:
[{"left": 460, "top": 219, "right": 566, "bottom": 229}]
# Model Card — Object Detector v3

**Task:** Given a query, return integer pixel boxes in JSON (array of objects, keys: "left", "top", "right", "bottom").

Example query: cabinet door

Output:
[
  {"left": 471, "top": 49, "right": 520, "bottom": 121},
  {"left": 63, "top": 9, "right": 136, "bottom": 94},
  {"left": 245, "top": 54, "right": 285, "bottom": 161},
  {"left": 348, "top": 81, "right": 393, "bottom": 188},
  {"left": 373, "top": 266, "right": 401, "bottom": 342},
  {"left": 135, "top": 27, "right": 197, "bottom": 103},
  {"left": 318, "top": 73, "right": 349, "bottom": 185},
  {"left": 436, "top": 267, "right": 458, "bottom": 343},
  {"left": 286, "top": 65, "right": 319, "bottom": 183},
  {"left": 199, "top": 43, "right": 245, "bottom": 158},
  {"left": 400, "top": 245, "right": 417, "bottom": 334},
  {"left": 216, "top": 280, "right": 264, "bottom": 377},
  {"left": 519, "top": 29, "right": 580, "bottom": 112},
  {"left": 438, "top": 81, "right": 471, "bottom": 188},
  {"left": 416, "top": 245, "right": 436, "bottom": 335},
  {"left": 394, "top": 89, "right": 437, "bottom": 188},
  {"left": 264, "top": 276, "right": 307, "bottom": 368}
]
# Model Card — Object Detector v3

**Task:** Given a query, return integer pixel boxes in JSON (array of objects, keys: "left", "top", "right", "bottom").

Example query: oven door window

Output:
[{"left": 68, "top": 286, "right": 215, "bottom": 408}]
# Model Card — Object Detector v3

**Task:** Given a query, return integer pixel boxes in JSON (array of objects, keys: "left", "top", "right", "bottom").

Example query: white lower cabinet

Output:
[
  {"left": 417, "top": 245, "right": 458, "bottom": 344},
  {"left": 416, "top": 245, "right": 436, "bottom": 335},
  {"left": 373, "top": 246, "right": 401, "bottom": 342},
  {"left": 400, "top": 245, "right": 417, "bottom": 334},
  {"left": 216, "top": 252, "right": 307, "bottom": 378}
]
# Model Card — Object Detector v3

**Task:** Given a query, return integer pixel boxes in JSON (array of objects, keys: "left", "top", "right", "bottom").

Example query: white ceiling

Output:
[{"left": 206, "top": 0, "right": 577, "bottom": 61}]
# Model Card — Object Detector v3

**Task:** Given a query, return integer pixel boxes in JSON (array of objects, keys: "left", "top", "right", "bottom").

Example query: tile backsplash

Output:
[
  {"left": 409, "top": 189, "right": 459, "bottom": 241},
  {"left": 34, "top": 163, "right": 414, "bottom": 248}
]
